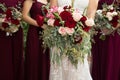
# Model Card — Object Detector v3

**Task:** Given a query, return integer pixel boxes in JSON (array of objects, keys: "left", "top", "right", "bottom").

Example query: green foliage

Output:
[
  {"left": 42, "top": 25, "right": 91, "bottom": 67},
  {"left": 21, "top": 22, "right": 29, "bottom": 48}
]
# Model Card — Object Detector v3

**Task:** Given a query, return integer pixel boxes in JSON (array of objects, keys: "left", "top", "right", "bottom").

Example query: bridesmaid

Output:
[
  {"left": 22, "top": 0, "right": 50, "bottom": 80},
  {"left": 0, "top": 0, "right": 24, "bottom": 80},
  {"left": 92, "top": 0, "right": 120, "bottom": 80}
]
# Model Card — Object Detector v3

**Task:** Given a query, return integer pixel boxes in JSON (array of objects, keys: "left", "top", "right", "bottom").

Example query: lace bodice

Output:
[{"left": 57, "top": 0, "right": 89, "bottom": 11}]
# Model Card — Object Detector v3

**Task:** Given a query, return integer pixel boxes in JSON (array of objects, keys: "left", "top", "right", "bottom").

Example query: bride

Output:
[{"left": 49, "top": 0, "right": 98, "bottom": 80}]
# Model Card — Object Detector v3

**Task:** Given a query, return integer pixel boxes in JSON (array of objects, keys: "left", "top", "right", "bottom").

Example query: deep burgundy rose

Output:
[
  {"left": 80, "top": 16, "right": 87, "bottom": 23},
  {"left": 109, "top": 9, "right": 114, "bottom": 12},
  {"left": 63, "top": 6, "right": 72, "bottom": 10},
  {"left": 11, "top": 19, "right": 20, "bottom": 25},
  {"left": 5, "top": 8, "right": 12, "bottom": 18},
  {"left": 79, "top": 17, "right": 86, "bottom": 28},
  {"left": 60, "top": 11, "right": 72, "bottom": 21},
  {"left": 36, "top": 15, "right": 44, "bottom": 27},
  {"left": 110, "top": 15, "right": 119, "bottom": 28},
  {"left": 2, "top": 22, "right": 9, "bottom": 28},
  {"left": 83, "top": 26, "right": 91, "bottom": 32},
  {"left": 42, "top": 7, "right": 48, "bottom": 15},
  {"left": 60, "top": 11, "right": 76, "bottom": 28},
  {"left": 65, "top": 19, "right": 76, "bottom": 28},
  {"left": 54, "top": 19, "right": 61, "bottom": 26}
]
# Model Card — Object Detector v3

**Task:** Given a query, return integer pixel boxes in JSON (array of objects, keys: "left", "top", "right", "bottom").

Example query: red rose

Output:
[
  {"left": 2, "top": 22, "right": 9, "bottom": 28},
  {"left": 60, "top": 11, "right": 76, "bottom": 28},
  {"left": 110, "top": 15, "right": 119, "bottom": 28},
  {"left": 63, "top": 6, "right": 71, "bottom": 10},
  {"left": 80, "top": 16, "right": 87, "bottom": 23},
  {"left": 11, "top": 19, "right": 20, "bottom": 25},
  {"left": 54, "top": 19, "right": 61, "bottom": 26},
  {"left": 65, "top": 19, "right": 76, "bottom": 28},
  {"left": 42, "top": 7, "right": 48, "bottom": 15},
  {"left": 83, "top": 26, "right": 91, "bottom": 32},
  {"left": 36, "top": 15, "right": 44, "bottom": 27},
  {"left": 79, "top": 16, "right": 89, "bottom": 28},
  {"left": 109, "top": 9, "right": 114, "bottom": 12},
  {"left": 60, "top": 11, "right": 72, "bottom": 21},
  {"left": 5, "top": 8, "right": 12, "bottom": 18}
]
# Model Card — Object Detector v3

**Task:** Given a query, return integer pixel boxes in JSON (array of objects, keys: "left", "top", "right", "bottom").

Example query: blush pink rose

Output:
[
  {"left": 47, "top": 18, "right": 55, "bottom": 26},
  {"left": 58, "top": 27, "right": 67, "bottom": 36},
  {"left": 65, "top": 27, "right": 75, "bottom": 35},
  {"left": 49, "top": 6, "right": 58, "bottom": 13},
  {"left": 46, "top": 13, "right": 55, "bottom": 19}
]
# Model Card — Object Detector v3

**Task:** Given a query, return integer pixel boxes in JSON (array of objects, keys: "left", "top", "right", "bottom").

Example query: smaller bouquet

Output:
[
  {"left": 0, "top": 2, "right": 22, "bottom": 36},
  {"left": 37, "top": 5, "right": 95, "bottom": 67},
  {"left": 94, "top": 3, "right": 120, "bottom": 40}
]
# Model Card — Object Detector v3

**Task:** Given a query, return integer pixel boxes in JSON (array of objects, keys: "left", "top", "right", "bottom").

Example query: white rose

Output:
[
  {"left": 106, "top": 12, "right": 112, "bottom": 17},
  {"left": 112, "top": 11, "right": 118, "bottom": 16},
  {"left": 72, "top": 11, "right": 82, "bottom": 22},
  {"left": 106, "top": 12, "right": 113, "bottom": 21},
  {"left": 85, "top": 18, "right": 95, "bottom": 26},
  {"left": 97, "top": 10, "right": 102, "bottom": 14},
  {"left": 108, "top": 16, "right": 113, "bottom": 21}
]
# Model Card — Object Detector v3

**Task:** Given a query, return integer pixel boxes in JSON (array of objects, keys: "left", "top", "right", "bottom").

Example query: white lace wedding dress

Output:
[{"left": 49, "top": 0, "right": 92, "bottom": 80}]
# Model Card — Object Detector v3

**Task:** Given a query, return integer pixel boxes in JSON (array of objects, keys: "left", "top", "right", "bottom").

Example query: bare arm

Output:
[
  {"left": 86, "top": 0, "right": 99, "bottom": 19},
  {"left": 50, "top": 0, "right": 58, "bottom": 7},
  {"left": 22, "top": 0, "right": 39, "bottom": 27}
]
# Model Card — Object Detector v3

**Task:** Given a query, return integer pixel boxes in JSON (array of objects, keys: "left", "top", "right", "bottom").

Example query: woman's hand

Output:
[{"left": 22, "top": 0, "right": 39, "bottom": 27}]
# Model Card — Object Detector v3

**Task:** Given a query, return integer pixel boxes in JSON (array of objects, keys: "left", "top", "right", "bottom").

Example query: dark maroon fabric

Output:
[
  {"left": 98, "top": 0, "right": 114, "bottom": 9},
  {"left": 92, "top": 0, "right": 120, "bottom": 80},
  {"left": 24, "top": 1, "right": 50, "bottom": 80},
  {"left": 0, "top": 0, "right": 24, "bottom": 80}
]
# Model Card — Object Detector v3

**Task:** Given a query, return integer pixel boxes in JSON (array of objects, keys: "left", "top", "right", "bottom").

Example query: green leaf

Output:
[{"left": 99, "top": 35, "right": 106, "bottom": 40}]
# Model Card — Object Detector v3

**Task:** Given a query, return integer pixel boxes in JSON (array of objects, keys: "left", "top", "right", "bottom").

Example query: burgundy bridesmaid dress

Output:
[
  {"left": 92, "top": 0, "right": 120, "bottom": 80},
  {"left": 24, "top": 1, "right": 50, "bottom": 80},
  {"left": 0, "top": 0, "right": 24, "bottom": 80}
]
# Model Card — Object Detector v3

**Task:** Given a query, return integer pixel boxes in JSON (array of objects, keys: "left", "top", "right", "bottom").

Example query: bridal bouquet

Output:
[
  {"left": 94, "top": 3, "right": 120, "bottom": 40},
  {"left": 38, "top": 5, "right": 94, "bottom": 67},
  {"left": 0, "top": 2, "right": 22, "bottom": 36}
]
